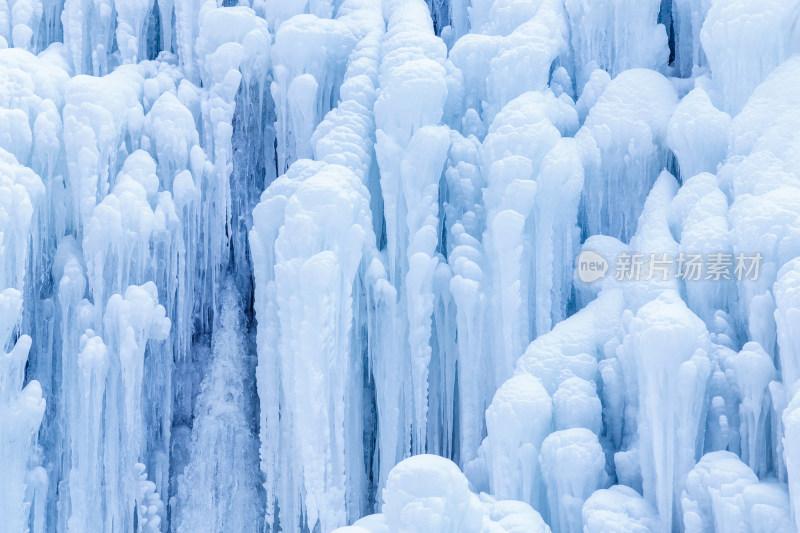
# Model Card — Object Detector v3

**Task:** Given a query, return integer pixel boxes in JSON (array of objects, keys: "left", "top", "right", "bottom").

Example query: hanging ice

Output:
[
  {"left": 576, "top": 68, "right": 677, "bottom": 242},
  {"left": 4, "top": 1, "right": 800, "bottom": 532}
]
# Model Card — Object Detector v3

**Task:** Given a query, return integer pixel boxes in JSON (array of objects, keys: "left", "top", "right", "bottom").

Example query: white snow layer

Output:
[{"left": 2, "top": 0, "right": 800, "bottom": 533}]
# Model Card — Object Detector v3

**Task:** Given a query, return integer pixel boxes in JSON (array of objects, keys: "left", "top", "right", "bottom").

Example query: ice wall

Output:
[
  {"left": 4, "top": 0, "right": 800, "bottom": 532},
  {"left": 0, "top": 148, "right": 46, "bottom": 533}
]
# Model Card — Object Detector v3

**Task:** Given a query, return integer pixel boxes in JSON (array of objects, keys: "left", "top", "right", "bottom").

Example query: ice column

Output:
[
  {"left": 250, "top": 161, "right": 376, "bottom": 532},
  {"left": 483, "top": 374, "right": 552, "bottom": 512},
  {"left": 116, "top": 0, "right": 155, "bottom": 64},
  {"left": 445, "top": 134, "right": 491, "bottom": 464},
  {"left": 670, "top": 173, "right": 732, "bottom": 326},
  {"left": 0, "top": 333, "right": 46, "bottom": 533},
  {"left": 775, "top": 259, "right": 800, "bottom": 389},
  {"left": 726, "top": 57, "right": 800, "bottom": 357},
  {"left": 0, "top": 0, "right": 43, "bottom": 50},
  {"left": 730, "top": 342, "right": 775, "bottom": 477},
  {"left": 65, "top": 332, "right": 107, "bottom": 532},
  {"left": 100, "top": 283, "right": 170, "bottom": 532},
  {"left": 623, "top": 291, "right": 711, "bottom": 531},
  {"left": 143, "top": 89, "right": 203, "bottom": 364},
  {"left": 480, "top": 94, "right": 554, "bottom": 383},
  {"left": 61, "top": 0, "right": 117, "bottom": 74},
  {"left": 251, "top": 3, "right": 384, "bottom": 525},
  {"left": 783, "top": 388, "right": 800, "bottom": 532},
  {"left": 532, "top": 138, "right": 583, "bottom": 335},
  {"left": 374, "top": 0, "right": 449, "bottom": 460}
]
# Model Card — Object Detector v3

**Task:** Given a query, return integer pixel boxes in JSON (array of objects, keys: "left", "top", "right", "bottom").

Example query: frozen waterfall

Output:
[{"left": 2, "top": 0, "right": 800, "bottom": 532}]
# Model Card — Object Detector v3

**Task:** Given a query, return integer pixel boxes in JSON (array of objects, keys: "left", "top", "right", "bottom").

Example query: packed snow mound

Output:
[
  {"left": 382, "top": 455, "right": 484, "bottom": 533},
  {"left": 679, "top": 450, "right": 794, "bottom": 533},
  {"left": 342, "top": 455, "right": 551, "bottom": 533},
  {"left": 539, "top": 428, "right": 607, "bottom": 533},
  {"left": 582, "top": 485, "right": 661, "bottom": 533}
]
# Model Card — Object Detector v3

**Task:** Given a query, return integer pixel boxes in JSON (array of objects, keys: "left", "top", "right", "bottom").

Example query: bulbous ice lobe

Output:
[
  {"left": 582, "top": 485, "right": 661, "bottom": 533},
  {"left": 382, "top": 455, "right": 483, "bottom": 533},
  {"left": 539, "top": 428, "right": 607, "bottom": 533}
]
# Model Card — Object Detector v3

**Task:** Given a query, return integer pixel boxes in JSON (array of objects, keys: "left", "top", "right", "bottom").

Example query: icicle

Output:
[
  {"left": 61, "top": 0, "right": 116, "bottom": 74},
  {"left": 0, "top": 334, "right": 46, "bottom": 533},
  {"left": 116, "top": 0, "right": 156, "bottom": 64},
  {"left": 669, "top": 0, "right": 710, "bottom": 78},
  {"left": 726, "top": 57, "right": 800, "bottom": 357},
  {"left": 480, "top": 91, "right": 575, "bottom": 383},
  {"left": 729, "top": 342, "right": 775, "bottom": 477},
  {"left": 700, "top": 0, "right": 800, "bottom": 115},
  {"left": 66, "top": 332, "right": 108, "bottom": 532},
  {"left": 775, "top": 258, "right": 800, "bottom": 389},
  {"left": 251, "top": 160, "right": 376, "bottom": 531},
  {"left": 0, "top": 0, "right": 43, "bottom": 50},
  {"left": 194, "top": 5, "right": 270, "bottom": 327},
  {"left": 271, "top": 15, "right": 356, "bottom": 173},
  {"left": 251, "top": 4, "right": 384, "bottom": 525},
  {"left": 532, "top": 138, "right": 583, "bottom": 335},
  {"left": 565, "top": 0, "right": 669, "bottom": 89},
  {"left": 576, "top": 69, "right": 677, "bottom": 243}
]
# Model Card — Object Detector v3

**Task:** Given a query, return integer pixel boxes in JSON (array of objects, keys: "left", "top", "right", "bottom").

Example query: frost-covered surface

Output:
[{"left": 3, "top": 0, "right": 800, "bottom": 532}]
